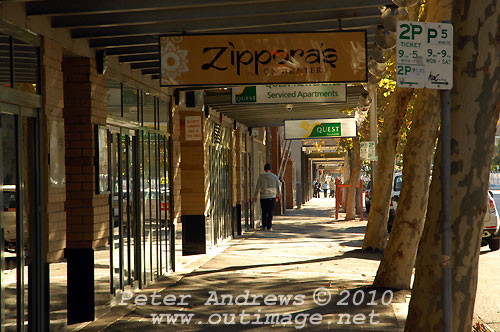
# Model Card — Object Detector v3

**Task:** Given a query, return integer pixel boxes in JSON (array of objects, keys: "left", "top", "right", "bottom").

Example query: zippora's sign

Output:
[{"left": 160, "top": 31, "right": 367, "bottom": 86}]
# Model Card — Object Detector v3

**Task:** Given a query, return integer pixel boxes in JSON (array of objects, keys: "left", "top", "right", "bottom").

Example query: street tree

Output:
[
  {"left": 373, "top": 0, "right": 444, "bottom": 290},
  {"left": 405, "top": 0, "right": 500, "bottom": 330},
  {"left": 362, "top": 86, "right": 413, "bottom": 250},
  {"left": 345, "top": 136, "right": 361, "bottom": 220},
  {"left": 374, "top": 88, "right": 440, "bottom": 289},
  {"left": 362, "top": 4, "right": 423, "bottom": 252}
]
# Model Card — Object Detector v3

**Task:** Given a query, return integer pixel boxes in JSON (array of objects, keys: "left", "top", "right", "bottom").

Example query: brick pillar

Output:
[
  {"left": 62, "top": 57, "right": 108, "bottom": 324},
  {"left": 284, "top": 159, "right": 294, "bottom": 209},
  {"left": 41, "top": 37, "right": 66, "bottom": 263},
  {"left": 170, "top": 104, "right": 183, "bottom": 270},
  {"left": 270, "top": 127, "right": 283, "bottom": 215},
  {"left": 179, "top": 108, "right": 208, "bottom": 255},
  {"left": 63, "top": 57, "right": 108, "bottom": 250},
  {"left": 271, "top": 127, "right": 280, "bottom": 174}
]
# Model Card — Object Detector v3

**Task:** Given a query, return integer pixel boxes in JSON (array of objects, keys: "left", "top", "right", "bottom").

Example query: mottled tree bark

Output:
[
  {"left": 362, "top": 88, "right": 413, "bottom": 250},
  {"left": 405, "top": 1, "right": 500, "bottom": 330},
  {"left": 373, "top": 0, "right": 448, "bottom": 290},
  {"left": 374, "top": 89, "right": 440, "bottom": 289},
  {"left": 345, "top": 137, "right": 361, "bottom": 220}
]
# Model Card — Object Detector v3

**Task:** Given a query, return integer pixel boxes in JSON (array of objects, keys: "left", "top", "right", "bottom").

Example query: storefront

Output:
[
  {"left": 105, "top": 78, "right": 173, "bottom": 292},
  {"left": 0, "top": 30, "right": 47, "bottom": 331}
]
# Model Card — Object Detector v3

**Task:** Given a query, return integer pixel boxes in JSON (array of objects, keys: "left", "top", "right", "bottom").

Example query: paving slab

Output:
[{"left": 77, "top": 198, "right": 407, "bottom": 332}]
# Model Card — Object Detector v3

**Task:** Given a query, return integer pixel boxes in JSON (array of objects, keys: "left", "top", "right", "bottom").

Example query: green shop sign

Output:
[
  {"left": 308, "top": 123, "right": 341, "bottom": 137},
  {"left": 284, "top": 118, "right": 356, "bottom": 139},
  {"left": 232, "top": 84, "right": 346, "bottom": 104}
]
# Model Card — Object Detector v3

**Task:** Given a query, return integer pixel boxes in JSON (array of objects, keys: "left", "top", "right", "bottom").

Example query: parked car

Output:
[
  {"left": 482, "top": 191, "right": 500, "bottom": 251},
  {"left": 387, "top": 172, "right": 402, "bottom": 233},
  {"left": 2, "top": 185, "right": 17, "bottom": 252}
]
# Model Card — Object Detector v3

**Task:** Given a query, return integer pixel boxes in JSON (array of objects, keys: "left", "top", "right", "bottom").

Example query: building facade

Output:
[{"left": 0, "top": 21, "right": 278, "bottom": 332}]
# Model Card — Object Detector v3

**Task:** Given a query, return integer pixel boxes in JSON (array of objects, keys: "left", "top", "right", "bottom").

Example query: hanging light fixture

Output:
[
  {"left": 392, "top": 0, "right": 420, "bottom": 7},
  {"left": 358, "top": 94, "right": 372, "bottom": 109},
  {"left": 381, "top": 6, "right": 408, "bottom": 32},
  {"left": 369, "top": 46, "right": 393, "bottom": 63},
  {"left": 368, "top": 73, "right": 383, "bottom": 85},
  {"left": 355, "top": 106, "right": 370, "bottom": 127},
  {"left": 375, "top": 25, "right": 396, "bottom": 49},
  {"left": 368, "top": 57, "right": 387, "bottom": 76}
]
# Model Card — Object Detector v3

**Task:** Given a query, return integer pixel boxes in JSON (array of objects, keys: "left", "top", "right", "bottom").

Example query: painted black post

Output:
[{"left": 65, "top": 248, "right": 95, "bottom": 324}]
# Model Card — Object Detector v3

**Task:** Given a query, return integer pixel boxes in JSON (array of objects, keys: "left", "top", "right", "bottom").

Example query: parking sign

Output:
[
  {"left": 396, "top": 21, "right": 426, "bottom": 88},
  {"left": 396, "top": 21, "right": 453, "bottom": 90},
  {"left": 425, "top": 22, "right": 453, "bottom": 89}
]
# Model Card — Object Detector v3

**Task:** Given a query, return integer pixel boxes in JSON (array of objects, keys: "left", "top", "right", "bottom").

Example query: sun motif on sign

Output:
[{"left": 161, "top": 38, "right": 189, "bottom": 83}]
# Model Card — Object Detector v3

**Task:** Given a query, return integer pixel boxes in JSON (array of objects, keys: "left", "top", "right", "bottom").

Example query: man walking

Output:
[
  {"left": 329, "top": 177, "right": 335, "bottom": 198},
  {"left": 254, "top": 163, "right": 281, "bottom": 231}
]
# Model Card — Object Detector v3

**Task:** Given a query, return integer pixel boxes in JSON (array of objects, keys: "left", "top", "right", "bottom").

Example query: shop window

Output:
[
  {"left": 106, "top": 78, "right": 122, "bottom": 118},
  {"left": 158, "top": 99, "right": 169, "bottom": 133},
  {"left": 143, "top": 93, "right": 155, "bottom": 129},
  {"left": 0, "top": 33, "right": 11, "bottom": 88},
  {"left": 122, "top": 84, "right": 139, "bottom": 123},
  {"left": 13, "top": 38, "right": 39, "bottom": 94},
  {"left": 0, "top": 34, "right": 40, "bottom": 94}
]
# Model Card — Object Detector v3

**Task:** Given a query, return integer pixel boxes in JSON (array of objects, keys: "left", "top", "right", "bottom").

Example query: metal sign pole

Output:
[{"left": 441, "top": 89, "right": 452, "bottom": 332}]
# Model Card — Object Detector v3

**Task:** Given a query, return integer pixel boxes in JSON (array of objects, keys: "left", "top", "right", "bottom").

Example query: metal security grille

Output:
[
  {"left": 213, "top": 122, "right": 221, "bottom": 144},
  {"left": 208, "top": 120, "right": 232, "bottom": 246}
]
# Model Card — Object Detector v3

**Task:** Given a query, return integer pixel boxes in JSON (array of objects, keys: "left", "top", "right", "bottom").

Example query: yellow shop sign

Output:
[{"left": 160, "top": 31, "right": 367, "bottom": 86}]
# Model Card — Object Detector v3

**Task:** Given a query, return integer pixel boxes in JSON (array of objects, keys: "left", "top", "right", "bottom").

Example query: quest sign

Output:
[
  {"left": 232, "top": 84, "right": 347, "bottom": 104},
  {"left": 159, "top": 32, "right": 367, "bottom": 86},
  {"left": 284, "top": 118, "right": 357, "bottom": 140}
]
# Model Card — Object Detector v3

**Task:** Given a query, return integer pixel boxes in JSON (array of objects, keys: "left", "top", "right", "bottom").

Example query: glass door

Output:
[
  {"left": 0, "top": 106, "right": 40, "bottom": 332},
  {"left": 109, "top": 130, "right": 137, "bottom": 290}
]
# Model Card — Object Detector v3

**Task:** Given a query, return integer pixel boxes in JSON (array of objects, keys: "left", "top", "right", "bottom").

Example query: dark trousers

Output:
[{"left": 260, "top": 198, "right": 275, "bottom": 229}]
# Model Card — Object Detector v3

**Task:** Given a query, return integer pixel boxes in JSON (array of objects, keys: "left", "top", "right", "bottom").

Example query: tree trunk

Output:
[
  {"left": 373, "top": 89, "right": 440, "bottom": 289},
  {"left": 345, "top": 137, "right": 361, "bottom": 220},
  {"left": 362, "top": 88, "right": 413, "bottom": 250},
  {"left": 405, "top": 1, "right": 500, "bottom": 330},
  {"left": 373, "top": 0, "right": 450, "bottom": 289}
]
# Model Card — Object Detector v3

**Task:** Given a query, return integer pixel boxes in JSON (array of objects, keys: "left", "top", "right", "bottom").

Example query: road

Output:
[{"left": 474, "top": 190, "right": 500, "bottom": 331}]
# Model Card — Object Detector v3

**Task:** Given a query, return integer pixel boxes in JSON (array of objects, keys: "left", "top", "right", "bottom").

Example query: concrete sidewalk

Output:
[{"left": 76, "top": 198, "right": 410, "bottom": 331}]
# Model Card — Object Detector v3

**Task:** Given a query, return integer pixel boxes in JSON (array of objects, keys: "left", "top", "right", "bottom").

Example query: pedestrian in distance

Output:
[
  {"left": 312, "top": 178, "right": 318, "bottom": 198},
  {"left": 329, "top": 177, "right": 335, "bottom": 198},
  {"left": 323, "top": 182, "right": 328, "bottom": 198},
  {"left": 315, "top": 181, "right": 321, "bottom": 198},
  {"left": 254, "top": 163, "right": 281, "bottom": 231}
]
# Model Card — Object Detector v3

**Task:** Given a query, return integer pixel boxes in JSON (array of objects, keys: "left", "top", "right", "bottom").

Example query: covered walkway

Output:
[{"left": 75, "top": 199, "right": 409, "bottom": 332}]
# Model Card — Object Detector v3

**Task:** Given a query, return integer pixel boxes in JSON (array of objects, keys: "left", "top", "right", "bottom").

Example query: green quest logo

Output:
[
  {"left": 201, "top": 42, "right": 338, "bottom": 76},
  {"left": 234, "top": 87, "right": 256, "bottom": 103},
  {"left": 308, "top": 123, "right": 341, "bottom": 137}
]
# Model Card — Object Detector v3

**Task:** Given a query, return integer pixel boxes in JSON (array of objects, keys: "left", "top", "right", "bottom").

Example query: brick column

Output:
[
  {"left": 270, "top": 127, "right": 283, "bottom": 215},
  {"left": 62, "top": 57, "right": 108, "bottom": 324},
  {"left": 271, "top": 127, "right": 280, "bottom": 174},
  {"left": 41, "top": 37, "right": 66, "bottom": 263},
  {"left": 63, "top": 57, "right": 108, "bottom": 249},
  {"left": 179, "top": 108, "right": 208, "bottom": 255},
  {"left": 284, "top": 159, "right": 294, "bottom": 209}
]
